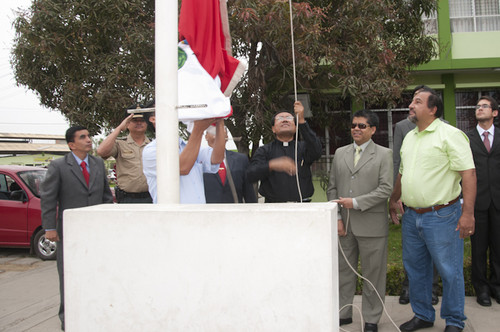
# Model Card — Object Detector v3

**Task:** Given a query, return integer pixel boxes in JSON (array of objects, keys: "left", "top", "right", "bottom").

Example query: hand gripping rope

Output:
[{"left": 287, "top": 1, "right": 400, "bottom": 330}]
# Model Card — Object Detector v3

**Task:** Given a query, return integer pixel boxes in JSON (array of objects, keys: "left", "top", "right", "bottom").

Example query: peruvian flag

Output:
[
  {"left": 179, "top": 0, "right": 245, "bottom": 96},
  {"left": 177, "top": 0, "right": 246, "bottom": 123}
]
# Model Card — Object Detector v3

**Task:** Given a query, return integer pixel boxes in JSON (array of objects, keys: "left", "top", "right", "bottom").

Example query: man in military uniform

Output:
[{"left": 97, "top": 106, "right": 152, "bottom": 203}]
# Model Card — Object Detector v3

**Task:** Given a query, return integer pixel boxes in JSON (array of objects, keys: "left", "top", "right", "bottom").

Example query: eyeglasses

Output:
[
  {"left": 351, "top": 123, "right": 370, "bottom": 129},
  {"left": 276, "top": 115, "right": 295, "bottom": 122},
  {"left": 475, "top": 104, "right": 492, "bottom": 110}
]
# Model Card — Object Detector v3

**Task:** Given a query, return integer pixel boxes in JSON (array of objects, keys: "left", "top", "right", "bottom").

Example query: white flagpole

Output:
[{"left": 155, "top": 0, "right": 180, "bottom": 204}]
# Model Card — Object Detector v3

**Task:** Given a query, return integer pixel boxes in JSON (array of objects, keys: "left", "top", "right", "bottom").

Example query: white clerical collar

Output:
[{"left": 279, "top": 140, "right": 293, "bottom": 147}]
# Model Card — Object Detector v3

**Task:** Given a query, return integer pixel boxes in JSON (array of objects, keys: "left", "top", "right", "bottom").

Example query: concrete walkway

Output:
[{"left": 1, "top": 249, "right": 499, "bottom": 332}]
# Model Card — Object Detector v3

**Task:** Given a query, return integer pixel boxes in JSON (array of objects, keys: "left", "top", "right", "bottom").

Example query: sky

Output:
[{"left": 0, "top": 1, "right": 69, "bottom": 136}]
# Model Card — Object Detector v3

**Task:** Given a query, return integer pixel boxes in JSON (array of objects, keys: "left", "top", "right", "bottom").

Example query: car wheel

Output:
[{"left": 33, "top": 228, "right": 57, "bottom": 260}]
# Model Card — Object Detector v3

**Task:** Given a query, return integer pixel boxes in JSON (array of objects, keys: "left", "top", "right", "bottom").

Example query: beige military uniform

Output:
[{"left": 108, "top": 134, "right": 150, "bottom": 193}]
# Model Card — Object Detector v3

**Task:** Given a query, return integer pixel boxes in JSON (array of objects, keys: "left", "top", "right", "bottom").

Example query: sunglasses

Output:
[{"left": 351, "top": 123, "right": 370, "bottom": 129}]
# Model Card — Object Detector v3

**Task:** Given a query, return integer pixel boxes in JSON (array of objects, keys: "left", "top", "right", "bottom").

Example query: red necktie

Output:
[
  {"left": 80, "top": 161, "right": 90, "bottom": 186},
  {"left": 483, "top": 131, "right": 491, "bottom": 153},
  {"left": 218, "top": 161, "right": 226, "bottom": 185}
]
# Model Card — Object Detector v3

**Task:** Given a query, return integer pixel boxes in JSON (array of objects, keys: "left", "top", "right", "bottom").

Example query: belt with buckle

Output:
[
  {"left": 409, "top": 196, "right": 460, "bottom": 214},
  {"left": 116, "top": 187, "right": 151, "bottom": 199}
]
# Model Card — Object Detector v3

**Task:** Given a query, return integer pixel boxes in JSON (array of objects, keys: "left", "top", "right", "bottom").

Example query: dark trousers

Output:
[
  {"left": 471, "top": 203, "right": 500, "bottom": 296},
  {"left": 56, "top": 239, "right": 64, "bottom": 328},
  {"left": 117, "top": 195, "right": 153, "bottom": 203},
  {"left": 115, "top": 187, "right": 153, "bottom": 203}
]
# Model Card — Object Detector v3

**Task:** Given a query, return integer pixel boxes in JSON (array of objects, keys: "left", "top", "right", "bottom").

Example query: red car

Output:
[{"left": 0, "top": 165, "right": 56, "bottom": 260}]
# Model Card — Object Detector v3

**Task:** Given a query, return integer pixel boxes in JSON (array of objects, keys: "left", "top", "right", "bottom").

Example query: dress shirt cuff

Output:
[{"left": 352, "top": 198, "right": 359, "bottom": 210}]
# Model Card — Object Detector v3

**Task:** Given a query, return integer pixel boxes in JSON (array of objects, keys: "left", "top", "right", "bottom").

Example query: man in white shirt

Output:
[{"left": 141, "top": 110, "right": 225, "bottom": 203}]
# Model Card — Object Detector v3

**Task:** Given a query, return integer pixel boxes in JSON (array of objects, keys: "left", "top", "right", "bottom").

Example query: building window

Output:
[
  {"left": 450, "top": 0, "right": 500, "bottom": 32},
  {"left": 423, "top": 10, "right": 439, "bottom": 35}
]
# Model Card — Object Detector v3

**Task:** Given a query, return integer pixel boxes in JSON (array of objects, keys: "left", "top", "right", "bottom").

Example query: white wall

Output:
[{"left": 64, "top": 203, "right": 339, "bottom": 332}]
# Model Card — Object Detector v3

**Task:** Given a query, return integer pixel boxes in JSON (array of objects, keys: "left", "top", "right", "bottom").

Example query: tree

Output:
[
  {"left": 11, "top": 0, "right": 437, "bottom": 151},
  {"left": 228, "top": 0, "right": 329, "bottom": 155},
  {"left": 228, "top": 0, "right": 437, "bottom": 155},
  {"left": 12, "top": 0, "right": 155, "bottom": 134}
]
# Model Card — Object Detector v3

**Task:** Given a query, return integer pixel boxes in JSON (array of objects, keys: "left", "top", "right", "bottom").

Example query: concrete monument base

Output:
[{"left": 64, "top": 203, "right": 338, "bottom": 331}]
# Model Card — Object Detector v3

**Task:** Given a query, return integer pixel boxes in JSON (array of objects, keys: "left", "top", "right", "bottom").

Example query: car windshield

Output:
[{"left": 18, "top": 170, "right": 47, "bottom": 198}]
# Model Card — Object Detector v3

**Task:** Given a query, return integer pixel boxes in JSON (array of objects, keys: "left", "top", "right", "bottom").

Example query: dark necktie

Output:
[
  {"left": 80, "top": 161, "right": 90, "bottom": 186},
  {"left": 483, "top": 131, "right": 491, "bottom": 153},
  {"left": 219, "top": 161, "right": 226, "bottom": 185}
]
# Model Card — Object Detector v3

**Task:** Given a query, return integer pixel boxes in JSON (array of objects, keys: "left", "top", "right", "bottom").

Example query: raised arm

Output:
[
  {"left": 179, "top": 118, "right": 215, "bottom": 175},
  {"left": 97, "top": 115, "right": 133, "bottom": 158}
]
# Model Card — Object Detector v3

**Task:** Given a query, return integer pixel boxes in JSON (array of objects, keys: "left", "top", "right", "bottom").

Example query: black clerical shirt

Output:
[{"left": 246, "top": 122, "right": 322, "bottom": 202}]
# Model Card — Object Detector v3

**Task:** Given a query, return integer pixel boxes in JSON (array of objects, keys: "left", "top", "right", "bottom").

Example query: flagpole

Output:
[{"left": 155, "top": 0, "right": 180, "bottom": 204}]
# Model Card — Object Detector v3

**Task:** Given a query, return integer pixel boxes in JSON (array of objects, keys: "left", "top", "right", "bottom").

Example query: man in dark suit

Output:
[
  {"left": 327, "top": 110, "right": 393, "bottom": 332},
  {"left": 203, "top": 125, "right": 257, "bottom": 203},
  {"left": 467, "top": 95, "right": 500, "bottom": 307},
  {"left": 41, "top": 125, "right": 113, "bottom": 330}
]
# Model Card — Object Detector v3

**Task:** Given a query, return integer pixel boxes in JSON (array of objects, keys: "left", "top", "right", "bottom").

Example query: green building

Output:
[
  {"left": 310, "top": 0, "right": 500, "bottom": 172},
  {"left": 370, "top": 0, "right": 500, "bottom": 148},
  {"left": 412, "top": 0, "right": 500, "bottom": 131}
]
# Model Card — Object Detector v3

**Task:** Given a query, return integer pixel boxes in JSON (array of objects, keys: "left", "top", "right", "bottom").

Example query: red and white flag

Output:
[{"left": 177, "top": 0, "right": 246, "bottom": 124}]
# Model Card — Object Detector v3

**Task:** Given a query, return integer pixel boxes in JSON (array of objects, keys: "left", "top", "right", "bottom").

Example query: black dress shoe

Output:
[
  {"left": 399, "top": 288, "right": 410, "bottom": 304},
  {"left": 476, "top": 292, "right": 492, "bottom": 306},
  {"left": 364, "top": 323, "right": 378, "bottom": 332},
  {"left": 431, "top": 292, "right": 439, "bottom": 305},
  {"left": 339, "top": 317, "right": 352, "bottom": 326},
  {"left": 399, "top": 316, "right": 434, "bottom": 331},
  {"left": 444, "top": 325, "right": 463, "bottom": 332}
]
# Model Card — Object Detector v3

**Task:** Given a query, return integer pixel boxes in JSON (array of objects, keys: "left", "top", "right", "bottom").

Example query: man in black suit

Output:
[
  {"left": 203, "top": 125, "right": 257, "bottom": 203},
  {"left": 41, "top": 126, "right": 114, "bottom": 330},
  {"left": 467, "top": 95, "right": 500, "bottom": 307}
]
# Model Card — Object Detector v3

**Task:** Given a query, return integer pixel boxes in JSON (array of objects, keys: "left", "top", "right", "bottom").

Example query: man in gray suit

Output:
[
  {"left": 393, "top": 118, "right": 415, "bottom": 182},
  {"left": 327, "top": 110, "right": 393, "bottom": 332},
  {"left": 41, "top": 125, "right": 113, "bottom": 330}
]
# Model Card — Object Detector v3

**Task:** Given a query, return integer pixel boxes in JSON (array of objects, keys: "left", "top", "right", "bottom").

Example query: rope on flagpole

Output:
[
  {"left": 289, "top": 0, "right": 298, "bottom": 102},
  {"left": 288, "top": 0, "right": 303, "bottom": 203}
]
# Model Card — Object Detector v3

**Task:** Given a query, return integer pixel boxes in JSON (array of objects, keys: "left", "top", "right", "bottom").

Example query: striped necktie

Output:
[{"left": 354, "top": 146, "right": 361, "bottom": 166}]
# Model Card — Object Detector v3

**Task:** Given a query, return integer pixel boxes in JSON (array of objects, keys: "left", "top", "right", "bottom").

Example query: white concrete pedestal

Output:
[{"left": 64, "top": 203, "right": 338, "bottom": 331}]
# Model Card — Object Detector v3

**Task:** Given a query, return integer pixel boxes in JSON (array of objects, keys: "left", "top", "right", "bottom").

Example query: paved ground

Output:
[
  {"left": 0, "top": 249, "right": 60, "bottom": 332},
  {"left": 1, "top": 248, "right": 499, "bottom": 332}
]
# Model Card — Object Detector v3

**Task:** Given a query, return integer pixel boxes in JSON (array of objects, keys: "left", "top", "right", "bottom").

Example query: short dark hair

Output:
[
  {"left": 271, "top": 111, "right": 296, "bottom": 126},
  {"left": 141, "top": 100, "right": 156, "bottom": 132},
  {"left": 478, "top": 95, "right": 499, "bottom": 111},
  {"left": 65, "top": 125, "right": 88, "bottom": 143},
  {"left": 353, "top": 109, "right": 379, "bottom": 128},
  {"left": 413, "top": 85, "right": 444, "bottom": 118}
]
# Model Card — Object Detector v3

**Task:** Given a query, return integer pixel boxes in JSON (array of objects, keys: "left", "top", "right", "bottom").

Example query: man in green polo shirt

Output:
[{"left": 389, "top": 86, "right": 476, "bottom": 332}]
